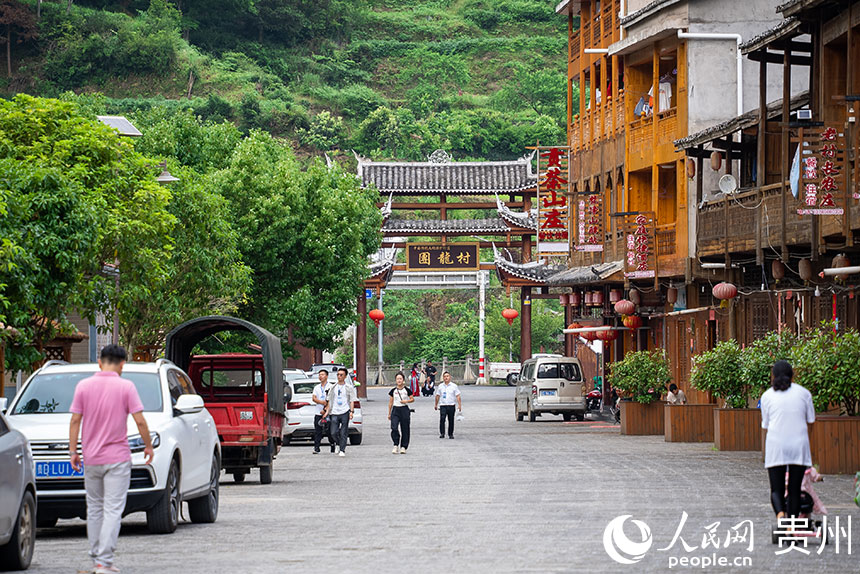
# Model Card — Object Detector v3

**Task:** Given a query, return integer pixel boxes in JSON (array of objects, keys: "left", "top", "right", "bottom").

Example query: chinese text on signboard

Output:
[
  {"left": 576, "top": 193, "right": 604, "bottom": 252},
  {"left": 796, "top": 126, "right": 845, "bottom": 215},
  {"left": 623, "top": 213, "right": 655, "bottom": 279},
  {"left": 406, "top": 243, "right": 480, "bottom": 271},
  {"left": 537, "top": 146, "right": 570, "bottom": 255}
]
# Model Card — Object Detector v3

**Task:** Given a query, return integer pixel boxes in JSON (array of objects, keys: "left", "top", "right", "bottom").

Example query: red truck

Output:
[{"left": 165, "top": 317, "right": 286, "bottom": 484}]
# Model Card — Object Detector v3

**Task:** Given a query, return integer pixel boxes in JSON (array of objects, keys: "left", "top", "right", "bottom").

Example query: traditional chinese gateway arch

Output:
[{"left": 353, "top": 149, "right": 592, "bottom": 396}]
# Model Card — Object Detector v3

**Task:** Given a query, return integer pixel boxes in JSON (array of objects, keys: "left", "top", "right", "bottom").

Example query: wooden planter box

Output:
[
  {"left": 664, "top": 404, "right": 716, "bottom": 442},
  {"left": 809, "top": 416, "right": 860, "bottom": 474},
  {"left": 620, "top": 401, "right": 664, "bottom": 435},
  {"left": 714, "top": 408, "right": 762, "bottom": 451}
]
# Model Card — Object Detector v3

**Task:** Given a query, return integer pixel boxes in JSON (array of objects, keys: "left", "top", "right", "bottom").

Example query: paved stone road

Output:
[{"left": 26, "top": 387, "right": 858, "bottom": 573}]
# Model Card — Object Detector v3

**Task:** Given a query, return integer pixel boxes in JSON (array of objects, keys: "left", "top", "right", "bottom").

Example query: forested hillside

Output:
[{"left": 2, "top": 0, "right": 577, "bottom": 162}]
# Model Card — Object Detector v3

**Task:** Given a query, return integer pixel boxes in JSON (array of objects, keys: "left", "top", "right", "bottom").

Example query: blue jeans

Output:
[{"left": 329, "top": 412, "right": 349, "bottom": 452}]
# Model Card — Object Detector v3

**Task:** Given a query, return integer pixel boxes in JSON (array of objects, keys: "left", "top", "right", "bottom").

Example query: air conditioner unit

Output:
[{"left": 797, "top": 109, "right": 813, "bottom": 120}]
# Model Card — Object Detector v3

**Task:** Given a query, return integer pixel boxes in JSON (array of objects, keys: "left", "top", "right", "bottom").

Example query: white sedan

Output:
[
  {"left": 282, "top": 379, "right": 363, "bottom": 446},
  {"left": 5, "top": 360, "right": 220, "bottom": 534}
]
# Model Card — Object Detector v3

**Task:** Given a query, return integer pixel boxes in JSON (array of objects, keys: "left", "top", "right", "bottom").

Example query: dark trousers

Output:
[
  {"left": 330, "top": 412, "right": 349, "bottom": 452},
  {"left": 439, "top": 405, "right": 455, "bottom": 437},
  {"left": 768, "top": 464, "right": 806, "bottom": 517},
  {"left": 390, "top": 406, "right": 411, "bottom": 449},
  {"left": 314, "top": 415, "right": 334, "bottom": 452}
]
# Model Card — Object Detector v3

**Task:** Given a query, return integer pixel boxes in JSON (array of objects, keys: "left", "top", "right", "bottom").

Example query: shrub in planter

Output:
[
  {"left": 609, "top": 350, "right": 670, "bottom": 404},
  {"left": 791, "top": 322, "right": 860, "bottom": 416},
  {"left": 690, "top": 340, "right": 744, "bottom": 407},
  {"left": 739, "top": 330, "right": 797, "bottom": 401}
]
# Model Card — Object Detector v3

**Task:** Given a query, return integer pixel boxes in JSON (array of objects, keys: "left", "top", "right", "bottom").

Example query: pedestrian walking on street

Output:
[
  {"left": 68, "top": 345, "right": 154, "bottom": 574},
  {"left": 322, "top": 367, "right": 356, "bottom": 457},
  {"left": 311, "top": 369, "right": 334, "bottom": 454},
  {"left": 761, "top": 360, "right": 815, "bottom": 525},
  {"left": 409, "top": 363, "right": 421, "bottom": 397},
  {"left": 434, "top": 371, "right": 462, "bottom": 439},
  {"left": 388, "top": 371, "right": 414, "bottom": 454}
]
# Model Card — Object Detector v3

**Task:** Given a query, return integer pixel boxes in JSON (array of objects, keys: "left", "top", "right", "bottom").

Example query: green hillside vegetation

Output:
[{"left": 2, "top": 0, "right": 577, "bottom": 162}]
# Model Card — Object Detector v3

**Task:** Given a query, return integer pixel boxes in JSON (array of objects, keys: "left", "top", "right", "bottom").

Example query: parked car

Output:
[
  {"left": 283, "top": 368, "right": 307, "bottom": 383},
  {"left": 282, "top": 379, "right": 363, "bottom": 445},
  {"left": 306, "top": 363, "right": 359, "bottom": 385},
  {"left": 0, "top": 406, "right": 36, "bottom": 570},
  {"left": 514, "top": 355, "right": 587, "bottom": 422},
  {"left": 5, "top": 360, "right": 221, "bottom": 534}
]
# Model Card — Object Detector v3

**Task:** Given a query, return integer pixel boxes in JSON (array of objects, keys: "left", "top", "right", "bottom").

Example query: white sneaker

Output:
[
  {"left": 392, "top": 446, "right": 399, "bottom": 454},
  {"left": 400, "top": 447, "right": 407, "bottom": 454},
  {"left": 338, "top": 451, "right": 345, "bottom": 457}
]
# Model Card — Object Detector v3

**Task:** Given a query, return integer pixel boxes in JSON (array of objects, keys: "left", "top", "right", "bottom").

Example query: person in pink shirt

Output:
[{"left": 69, "top": 345, "right": 153, "bottom": 574}]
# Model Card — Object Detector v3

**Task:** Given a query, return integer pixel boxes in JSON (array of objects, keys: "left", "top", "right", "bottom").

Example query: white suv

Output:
[{"left": 4, "top": 360, "right": 221, "bottom": 534}]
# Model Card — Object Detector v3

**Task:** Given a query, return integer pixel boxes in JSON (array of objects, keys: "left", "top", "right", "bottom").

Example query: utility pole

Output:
[
  {"left": 478, "top": 271, "right": 486, "bottom": 384},
  {"left": 377, "top": 290, "right": 384, "bottom": 366}
]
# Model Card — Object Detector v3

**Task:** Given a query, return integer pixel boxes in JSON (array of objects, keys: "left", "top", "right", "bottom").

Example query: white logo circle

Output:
[{"left": 603, "top": 515, "right": 653, "bottom": 565}]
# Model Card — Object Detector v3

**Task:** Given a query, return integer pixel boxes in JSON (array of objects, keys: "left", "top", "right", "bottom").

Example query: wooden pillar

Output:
[
  {"left": 756, "top": 56, "right": 767, "bottom": 265},
  {"left": 564, "top": 301, "right": 573, "bottom": 356},
  {"left": 313, "top": 349, "right": 323, "bottom": 364},
  {"left": 356, "top": 294, "right": 367, "bottom": 399},
  {"left": 724, "top": 135, "right": 732, "bottom": 271},
  {"left": 780, "top": 46, "right": 792, "bottom": 261},
  {"left": 520, "top": 287, "right": 532, "bottom": 361}
]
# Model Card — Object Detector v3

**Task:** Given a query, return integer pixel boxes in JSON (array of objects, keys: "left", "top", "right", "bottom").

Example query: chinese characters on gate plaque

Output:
[
  {"left": 405, "top": 243, "right": 480, "bottom": 272},
  {"left": 623, "top": 213, "right": 656, "bottom": 279},
  {"left": 536, "top": 146, "right": 571, "bottom": 257},
  {"left": 795, "top": 126, "right": 846, "bottom": 215}
]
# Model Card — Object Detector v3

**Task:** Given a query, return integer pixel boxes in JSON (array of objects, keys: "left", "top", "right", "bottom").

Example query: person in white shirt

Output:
[
  {"left": 761, "top": 360, "right": 815, "bottom": 523},
  {"left": 322, "top": 368, "right": 356, "bottom": 457},
  {"left": 434, "top": 371, "right": 462, "bottom": 439},
  {"left": 311, "top": 370, "right": 334, "bottom": 454},
  {"left": 388, "top": 371, "right": 415, "bottom": 454},
  {"left": 667, "top": 383, "right": 687, "bottom": 405}
]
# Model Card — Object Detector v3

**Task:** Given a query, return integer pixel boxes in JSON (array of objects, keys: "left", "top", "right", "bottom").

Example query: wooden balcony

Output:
[
  {"left": 657, "top": 225, "right": 676, "bottom": 255},
  {"left": 570, "top": 94, "right": 625, "bottom": 152},
  {"left": 628, "top": 117, "right": 653, "bottom": 172}
]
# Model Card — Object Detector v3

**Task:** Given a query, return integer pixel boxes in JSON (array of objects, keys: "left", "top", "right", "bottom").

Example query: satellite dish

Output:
[{"left": 718, "top": 174, "right": 738, "bottom": 194}]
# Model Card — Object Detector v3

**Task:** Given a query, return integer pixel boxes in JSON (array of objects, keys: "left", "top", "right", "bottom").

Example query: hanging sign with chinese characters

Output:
[
  {"left": 576, "top": 192, "right": 604, "bottom": 252},
  {"left": 622, "top": 212, "right": 656, "bottom": 279},
  {"left": 535, "top": 146, "right": 571, "bottom": 257},
  {"left": 795, "top": 126, "right": 846, "bottom": 215},
  {"left": 406, "top": 243, "right": 480, "bottom": 271}
]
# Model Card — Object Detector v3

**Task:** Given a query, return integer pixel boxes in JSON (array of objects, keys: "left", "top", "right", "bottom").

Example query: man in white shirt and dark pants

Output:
[
  {"left": 322, "top": 368, "right": 356, "bottom": 457},
  {"left": 311, "top": 369, "right": 334, "bottom": 454},
  {"left": 434, "top": 371, "right": 462, "bottom": 439}
]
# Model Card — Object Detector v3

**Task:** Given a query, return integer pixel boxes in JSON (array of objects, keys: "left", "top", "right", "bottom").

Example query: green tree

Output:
[
  {"left": 0, "top": 0, "right": 37, "bottom": 77},
  {"left": 208, "top": 131, "right": 382, "bottom": 354},
  {"left": 493, "top": 62, "right": 567, "bottom": 122},
  {"left": 118, "top": 164, "right": 252, "bottom": 351},
  {"left": 297, "top": 110, "right": 345, "bottom": 151},
  {"left": 690, "top": 340, "right": 745, "bottom": 408}
]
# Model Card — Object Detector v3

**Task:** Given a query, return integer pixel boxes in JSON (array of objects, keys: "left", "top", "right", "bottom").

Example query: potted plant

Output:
[
  {"left": 687, "top": 340, "right": 753, "bottom": 448},
  {"left": 608, "top": 350, "right": 670, "bottom": 435},
  {"left": 790, "top": 323, "right": 860, "bottom": 473}
]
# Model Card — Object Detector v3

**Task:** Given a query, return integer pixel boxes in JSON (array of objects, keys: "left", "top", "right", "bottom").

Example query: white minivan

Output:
[{"left": 514, "top": 355, "right": 587, "bottom": 422}]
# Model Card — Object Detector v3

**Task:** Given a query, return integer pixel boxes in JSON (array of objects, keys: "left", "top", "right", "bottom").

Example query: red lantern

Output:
[
  {"left": 597, "top": 329, "right": 618, "bottom": 342},
  {"left": 712, "top": 282, "right": 738, "bottom": 300},
  {"left": 771, "top": 260, "right": 786, "bottom": 282},
  {"left": 369, "top": 309, "right": 385, "bottom": 327},
  {"left": 832, "top": 253, "right": 851, "bottom": 282},
  {"left": 609, "top": 289, "right": 622, "bottom": 303},
  {"left": 614, "top": 299, "right": 635, "bottom": 316},
  {"left": 581, "top": 328, "right": 598, "bottom": 341},
  {"left": 591, "top": 291, "right": 604, "bottom": 306},
  {"left": 798, "top": 259, "right": 813, "bottom": 281},
  {"left": 559, "top": 293, "right": 569, "bottom": 306},
  {"left": 567, "top": 322, "right": 583, "bottom": 331},
  {"left": 584, "top": 291, "right": 593, "bottom": 306},
  {"left": 502, "top": 308, "right": 519, "bottom": 326},
  {"left": 629, "top": 290, "right": 641, "bottom": 305},
  {"left": 666, "top": 287, "right": 678, "bottom": 304},
  {"left": 570, "top": 292, "right": 582, "bottom": 307},
  {"left": 710, "top": 150, "right": 722, "bottom": 171},
  {"left": 622, "top": 315, "right": 642, "bottom": 329}
]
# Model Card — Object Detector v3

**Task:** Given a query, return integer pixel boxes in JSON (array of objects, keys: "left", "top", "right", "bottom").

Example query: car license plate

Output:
[
  {"left": 35, "top": 461, "right": 83, "bottom": 478},
  {"left": 540, "top": 390, "right": 556, "bottom": 397}
]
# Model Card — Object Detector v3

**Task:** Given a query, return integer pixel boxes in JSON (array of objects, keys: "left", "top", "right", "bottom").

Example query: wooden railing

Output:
[
  {"left": 629, "top": 117, "right": 653, "bottom": 155},
  {"left": 570, "top": 94, "right": 625, "bottom": 152},
  {"left": 656, "top": 108, "right": 678, "bottom": 145}
]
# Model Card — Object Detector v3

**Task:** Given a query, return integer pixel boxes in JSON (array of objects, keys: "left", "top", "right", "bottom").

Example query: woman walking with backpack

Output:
[{"left": 388, "top": 371, "right": 414, "bottom": 454}]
